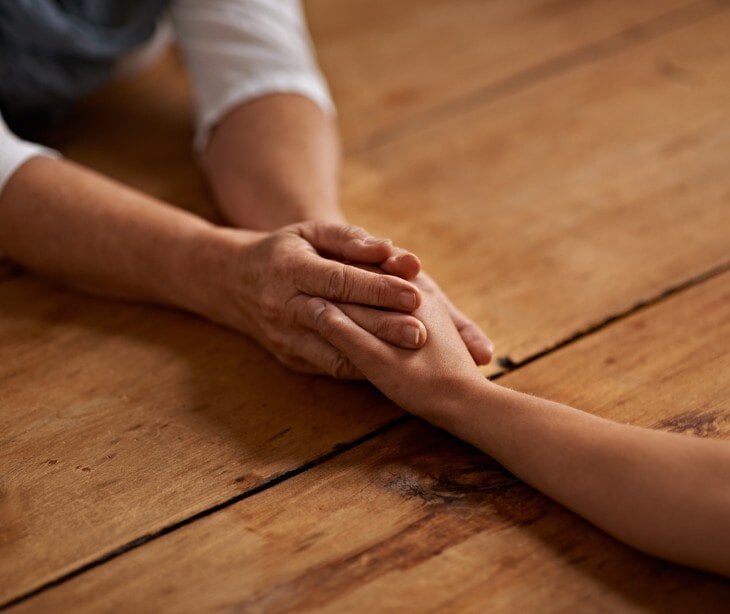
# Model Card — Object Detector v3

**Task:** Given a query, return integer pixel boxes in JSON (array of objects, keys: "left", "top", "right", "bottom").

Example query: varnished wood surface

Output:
[
  {"left": 39, "top": 1, "right": 730, "bottom": 377},
  {"left": 344, "top": 10, "right": 730, "bottom": 372},
  {"left": 307, "top": 0, "right": 705, "bottom": 149},
  {"left": 0, "top": 277, "right": 402, "bottom": 602},
  {"left": 34, "top": 0, "right": 711, "bottom": 222},
  {"left": 14, "top": 271, "right": 730, "bottom": 613},
  {"left": 1, "top": 0, "right": 729, "bottom": 609}
]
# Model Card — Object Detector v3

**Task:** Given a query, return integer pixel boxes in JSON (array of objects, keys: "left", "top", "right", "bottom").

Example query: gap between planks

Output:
[
  {"left": 2, "top": 1, "right": 728, "bottom": 606},
  {"left": 3, "top": 257, "right": 729, "bottom": 611}
]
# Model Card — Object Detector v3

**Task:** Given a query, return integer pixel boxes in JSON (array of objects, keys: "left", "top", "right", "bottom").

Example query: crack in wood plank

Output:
[{"left": 4, "top": 260, "right": 727, "bottom": 611}]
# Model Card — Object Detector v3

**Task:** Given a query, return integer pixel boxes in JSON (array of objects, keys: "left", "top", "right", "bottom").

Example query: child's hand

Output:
[{"left": 308, "top": 276, "right": 488, "bottom": 420}]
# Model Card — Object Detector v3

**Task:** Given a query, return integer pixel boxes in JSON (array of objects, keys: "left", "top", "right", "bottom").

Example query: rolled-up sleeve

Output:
[
  {"left": 170, "top": 0, "right": 334, "bottom": 152},
  {"left": 0, "top": 111, "right": 59, "bottom": 196}
]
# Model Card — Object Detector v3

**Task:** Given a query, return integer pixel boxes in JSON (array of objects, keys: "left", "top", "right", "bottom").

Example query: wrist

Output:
[
  {"left": 211, "top": 175, "right": 346, "bottom": 230},
  {"left": 445, "top": 375, "right": 497, "bottom": 418},
  {"left": 414, "top": 374, "right": 495, "bottom": 431},
  {"left": 174, "top": 223, "right": 262, "bottom": 325},
  {"left": 202, "top": 93, "right": 343, "bottom": 231}
]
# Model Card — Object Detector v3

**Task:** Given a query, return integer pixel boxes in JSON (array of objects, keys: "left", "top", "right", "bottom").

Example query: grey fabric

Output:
[{"left": 0, "top": 0, "right": 168, "bottom": 135}]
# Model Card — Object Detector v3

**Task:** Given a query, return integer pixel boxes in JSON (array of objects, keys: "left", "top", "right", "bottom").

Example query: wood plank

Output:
[
  {"left": 15, "top": 268, "right": 730, "bottom": 612},
  {"left": 0, "top": 277, "right": 402, "bottom": 603},
  {"left": 342, "top": 9, "right": 730, "bottom": 374},
  {"left": 45, "top": 0, "right": 704, "bottom": 204},
  {"left": 2, "top": 1, "right": 727, "bottom": 605},
  {"left": 44, "top": 2, "right": 730, "bottom": 374},
  {"left": 306, "top": 0, "right": 701, "bottom": 148}
]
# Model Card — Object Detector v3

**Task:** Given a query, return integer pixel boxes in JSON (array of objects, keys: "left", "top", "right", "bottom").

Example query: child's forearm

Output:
[
  {"left": 442, "top": 380, "right": 730, "bottom": 576},
  {"left": 307, "top": 287, "right": 729, "bottom": 573}
]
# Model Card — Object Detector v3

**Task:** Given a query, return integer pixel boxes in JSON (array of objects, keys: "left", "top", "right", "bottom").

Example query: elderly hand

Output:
[{"left": 204, "top": 221, "right": 431, "bottom": 378}]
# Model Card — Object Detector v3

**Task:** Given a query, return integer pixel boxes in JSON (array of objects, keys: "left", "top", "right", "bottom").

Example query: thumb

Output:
[{"left": 297, "top": 222, "right": 393, "bottom": 264}]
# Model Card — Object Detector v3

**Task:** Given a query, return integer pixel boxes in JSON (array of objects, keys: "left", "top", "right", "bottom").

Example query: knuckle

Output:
[
  {"left": 342, "top": 224, "right": 366, "bottom": 240},
  {"left": 318, "top": 312, "right": 339, "bottom": 336},
  {"left": 370, "top": 276, "right": 392, "bottom": 305},
  {"left": 374, "top": 316, "right": 397, "bottom": 340},
  {"left": 267, "top": 230, "right": 287, "bottom": 250},
  {"left": 312, "top": 308, "right": 331, "bottom": 332},
  {"left": 260, "top": 292, "right": 281, "bottom": 320},
  {"left": 297, "top": 257, "right": 318, "bottom": 284},
  {"left": 292, "top": 220, "right": 314, "bottom": 236},
  {"left": 328, "top": 353, "right": 352, "bottom": 379},
  {"left": 270, "top": 248, "right": 293, "bottom": 274},
  {"left": 326, "top": 265, "right": 348, "bottom": 299}
]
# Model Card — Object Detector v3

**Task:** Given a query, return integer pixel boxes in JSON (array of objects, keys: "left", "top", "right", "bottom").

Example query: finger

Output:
[
  {"left": 283, "top": 331, "right": 364, "bottom": 380},
  {"left": 448, "top": 305, "right": 494, "bottom": 365},
  {"left": 288, "top": 294, "right": 425, "bottom": 350},
  {"left": 296, "top": 222, "right": 394, "bottom": 264},
  {"left": 307, "top": 298, "right": 389, "bottom": 370},
  {"left": 297, "top": 256, "right": 421, "bottom": 312},
  {"left": 337, "top": 303, "right": 427, "bottom": 349},
  {"left": 379, "top": 246, "right": 421, "bottom": 280}
]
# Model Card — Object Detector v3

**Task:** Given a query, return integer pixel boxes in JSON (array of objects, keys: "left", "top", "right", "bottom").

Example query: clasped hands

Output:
[{"left": 212, "top": 220, "right": 493, "bottom": 379}]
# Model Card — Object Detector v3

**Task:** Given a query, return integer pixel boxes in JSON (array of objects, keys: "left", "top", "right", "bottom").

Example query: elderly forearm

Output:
[
  {"left": 0, "top": 156, "right": 249, "bottom": 314},
  {"left": 201, "top": 94, "right": 344, "bottom": 230}
]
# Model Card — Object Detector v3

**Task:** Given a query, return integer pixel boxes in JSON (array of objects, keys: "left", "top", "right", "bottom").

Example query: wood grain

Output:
[
  {"left": 2, "top": 0, "right": 729, "bottom": 607},
  {"left": 2, "top": 0, "right": 695, "bottom": 283},
  {"left": 0, "top": 277, "right": 402, "bottom": 603},
  {"left": 342, "top": 10, "right": 730, "bottom": 374},
  {"left": 30, "top": 0, "right": 703, "bottom": 222},
  {"left": 306, "top": 0, "right": 701, "bottom": 148},
  {"left": 46, "top": 2, "right": 730, "bottom": 377},
  {"left": 14, "top": 270, "right": 730, "bottom": 613}
]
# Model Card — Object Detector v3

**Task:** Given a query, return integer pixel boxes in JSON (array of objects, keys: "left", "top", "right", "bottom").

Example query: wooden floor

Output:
[{"left": 2, "top": 0, "right": 730, "bottom": 610}]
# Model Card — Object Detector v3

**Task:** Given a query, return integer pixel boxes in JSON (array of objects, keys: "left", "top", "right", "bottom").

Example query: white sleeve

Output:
[
  {"left": 170, "top": 0, "right": 335, "bottom": 152},
  {"left": 0, "top": 111, "right": 60, "bottom": 196}
]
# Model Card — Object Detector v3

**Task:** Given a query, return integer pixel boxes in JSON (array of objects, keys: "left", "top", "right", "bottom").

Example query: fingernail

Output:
[
  {"left": 307, "top": 298, "right": 327, "bottom": 318},
  {"left": 478, "top": 340, "right": 495, "bottom": 365},
  {"left": 403, "top": 325, "right": 421, "bottom": 347},
  {"left": 398, "top": 290, "right": 417, "bottom": 310}
]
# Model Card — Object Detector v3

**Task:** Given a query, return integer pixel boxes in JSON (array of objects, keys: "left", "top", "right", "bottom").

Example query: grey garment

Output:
[{"left": 0, "top": 0, "right": 168, "bottom": 136}]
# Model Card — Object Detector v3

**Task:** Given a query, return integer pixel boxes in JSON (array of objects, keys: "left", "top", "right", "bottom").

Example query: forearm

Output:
[
  {"left": 445, "top": 381, "right": 730, "bottom": 575},
  {"left": 310, "top": 284, "right": 729, "bottom": 572},
  {"left": 202, "top": 94, "right": 344, "bottom": 230},
  {"left": 0, "top": 156, "right": 252, "bottom": 315}
]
